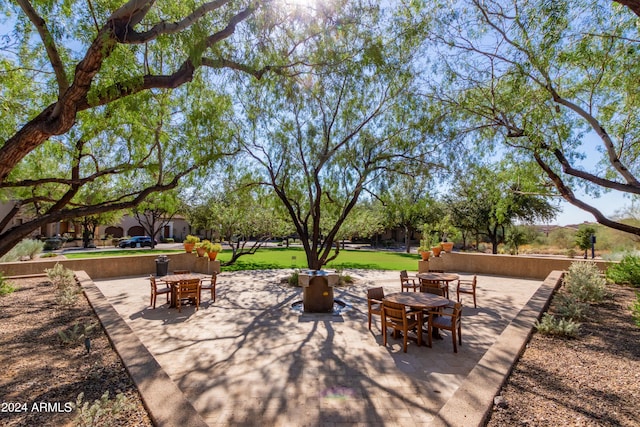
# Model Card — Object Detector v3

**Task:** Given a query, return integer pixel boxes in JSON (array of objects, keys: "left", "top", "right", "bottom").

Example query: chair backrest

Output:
[
  {"left": 452, "top": 302, "right": 463, "bottom": 319},
  {"left": 210, "top": 272, "right": 218, "bottom": 284},
  {"left": 177, "top": 278, "right": 200, "bottom": 298},
  {"left": 400, "top": 270, "right": 409, "bottom": 281},
  {"left": 382, "top": 300, "right": 407, "bottom": 323},
  {"left": 150, "top": 275, "right": 160, "bottom": 290},
  {"left": 420, "top": 286, "right": 445, "bottom": 296},
  {"left": 367, "top": 287, "right": 384, "bottom": 301}
]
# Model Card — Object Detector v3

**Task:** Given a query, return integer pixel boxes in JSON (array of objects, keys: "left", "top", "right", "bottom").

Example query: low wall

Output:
[
  {"left": 420, "top": 251, "right": 613, "bottom": 279},
  {"left": 0, "top": 252, "right": 220, "bottom": 279}
]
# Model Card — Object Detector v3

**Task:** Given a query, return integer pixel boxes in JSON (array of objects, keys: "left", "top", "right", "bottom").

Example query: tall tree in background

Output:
[
  {"left": 236, "top": 3, "right": 439, "bottom": 269},
  {"left": 425, "top": 0, "right": 640, "bottom": 237},
  {"left": 446, "top": 161, "right": 558, "bottom": 253},
  {"left": 132, "top": 191, "right": 181, "bottom": 248},
  {"left": 0, "top": 0, "right": 318, "bottom": 257}
]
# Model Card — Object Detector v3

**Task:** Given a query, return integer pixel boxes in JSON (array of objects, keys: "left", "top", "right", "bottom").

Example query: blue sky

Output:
[{"left": 553, "top": 191, "right": 628, "bottom": 226}]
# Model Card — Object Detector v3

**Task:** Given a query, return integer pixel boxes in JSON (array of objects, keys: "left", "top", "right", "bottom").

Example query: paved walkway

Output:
[{"left": 92, "top": 270, "right": 550, "bottom": 426}]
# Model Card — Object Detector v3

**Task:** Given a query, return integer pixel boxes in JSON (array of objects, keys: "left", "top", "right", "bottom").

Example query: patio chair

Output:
[
  {"left": 420, "top": 278, "right": 448, "bottom": 297},
  {"left": 427, "top": 302, "right": 463, "bottom": 352},
  {"left": 367, "top": 287, "right": 385, "bottom": 330},
  {"left": 420, "top": 285, "right": 446, "bottom": 297},
  {"left": 400, "top": 270, "right": 419, "bottom": 292},
  {"left": 175, "top": 278, "right": 201, "bottom": 312},
  {"left": 381, "top": 300, "right": 423, "bottom": 353},
  {"left": 456, "top": 275, "right": 478, "bottom": 308},
  {"left": 200, "top": 272, "right": 217, "bottom": 303},
  {"left": 149, "top": 275, "right": 171, "bottom": 309}
]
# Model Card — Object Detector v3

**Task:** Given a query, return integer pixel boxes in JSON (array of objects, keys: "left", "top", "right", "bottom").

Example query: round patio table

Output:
[{"left": 161, "top": 273, "right": 207, "bottom": 307}]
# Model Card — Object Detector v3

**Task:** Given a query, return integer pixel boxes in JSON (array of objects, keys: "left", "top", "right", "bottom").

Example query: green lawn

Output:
[{"left": 63, "top": 247, "right": 420, "bottom": 271}]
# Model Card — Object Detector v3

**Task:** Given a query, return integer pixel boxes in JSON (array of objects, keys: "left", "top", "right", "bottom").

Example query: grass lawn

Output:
[{"left": 63, "top": 247, "right": 420, "bottom": 271}]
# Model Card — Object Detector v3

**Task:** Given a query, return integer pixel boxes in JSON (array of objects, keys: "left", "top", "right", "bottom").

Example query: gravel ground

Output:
[
  {"left": 486, "top": 282, "right": 640, "bottom": 426},
  {"left": 0, "top": 276, "right": 152, "bottom": 427}
]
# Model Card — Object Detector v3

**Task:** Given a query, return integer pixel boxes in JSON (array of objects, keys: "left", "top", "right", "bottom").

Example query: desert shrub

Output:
[
  {"left": 554, "top": 293, "right": 591, "bottom": 321},
  {"left": 564, "top": 261, "right": 607, "bottom": 303},
  {"left": 73, "top": 391, "right": 137, "bottom": 427},
  {"left": 0, "top": 238, "right": 44, "bottom": 262},
  {"left": 0, "top": 273, "right": 16, "bottom": 296},
  {"left": 46, "top": 263, "right": 75, "bottom": 288},
  {"left": 58, "top": 322, "right": 96, "bottom": 346},
  {"left": 632, "top": 293, "right": 640, "bottom": 328},
  {"left": 534, "top": 313, "right": 580, "bottom": 337},
  {"left": 606, "top": 255, "right": 640, "bottom": 287},
  {"left": 288, "top": 270, "right": 300, "bottom": 286},
  {"left": 46, "top": 263, "right": 79, "bottom": 306}
]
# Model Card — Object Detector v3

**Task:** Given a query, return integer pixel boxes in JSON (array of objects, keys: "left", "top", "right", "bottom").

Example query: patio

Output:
[{"left": 91, "top": 270, "right": 548, "bottom": 426}]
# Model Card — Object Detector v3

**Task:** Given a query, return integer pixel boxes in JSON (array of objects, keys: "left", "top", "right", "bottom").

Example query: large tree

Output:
[
  {"left": 235, "top": 3, "right": 439, "bottom": 269},
  {"left": 0, "top": 0, "right": 315, "bottom": 258},
  {"left": 446, "top": 161, "right": 558, "bottom": 254},
  {"left": 424, "top": 0, "right": 640, "bottom": 238}
]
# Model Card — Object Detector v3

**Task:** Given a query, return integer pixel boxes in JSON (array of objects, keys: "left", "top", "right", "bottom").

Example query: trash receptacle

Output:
[{"left": 155, "top": 255, "right": 169, "bottom": 276}]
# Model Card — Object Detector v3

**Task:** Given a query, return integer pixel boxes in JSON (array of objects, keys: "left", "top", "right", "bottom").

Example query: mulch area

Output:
[
  {"left": 0, "top": 276, "right": 152, "bottom": 427},
  {"left": 486, "top": 282, "right": 640, "bottom": 426}
]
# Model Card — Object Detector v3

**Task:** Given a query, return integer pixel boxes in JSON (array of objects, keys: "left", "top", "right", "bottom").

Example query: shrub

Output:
[
  {"left": 564, "top": 261, "right": 606, "bottom": 303},
  {"left": 288, "top": 270, "right": 300, "bottom": 287},
  {"left": 0, "top": 238, "right": 45, "bottom": 262},
  {"left": 0, "top": 273, "right": 16, "bottom": 296},
  {"left": 73, "top": 391, "right": 137, "bottom": 427},
  {"left": 46, "top": 263, "right": 75, "bottom": 288},
  {"left": 58, "top": 322, "right": 96, "bottom": 346},
  {"left": 632, "top": 293, "right": 640, "bottom": 328},
  {"left": 555, "top": 293, "right": 591, "bottom": 321},
  {"left": 46, "top": 263, "right": 79, "bottom": 306},
  {"left": 534, "top": 313, "right": 580, "bottom": 337},
  {"left": 606, "top": 255, "right": 640, "bottom": 287}
]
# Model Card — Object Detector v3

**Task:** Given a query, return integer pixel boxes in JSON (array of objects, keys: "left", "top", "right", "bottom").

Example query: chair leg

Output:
[
  {"left": 368, "top": 312, "right": 372, "bottom": 330},
  {"left": 452, "top": 329, "right": 457, "bottom": 353},
  {"left": 402, "top": 327, "right": 408, "bottom": 353},
  {"left": 473, "top": 293, "right": 477, "bottom": 308},
  {"left": 151, "top": 292, "right": 155, "bottom": 309},
  {"left": 427, "top": 321, "right": 433, "bottom": 348},
  {"left": 211, "top": 284, "right": 216, "bottom": 303}
]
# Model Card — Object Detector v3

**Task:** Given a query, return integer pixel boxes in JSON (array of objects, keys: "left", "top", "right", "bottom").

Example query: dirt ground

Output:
[
  {"left": 0, "top": 276, "right": 152, "bottom": 427},
  {"left": 486, "top": 282, "right": 640, "bottom": 426},
  {"left": 1, "top": 275, "right": 639, "bottom": 426}
]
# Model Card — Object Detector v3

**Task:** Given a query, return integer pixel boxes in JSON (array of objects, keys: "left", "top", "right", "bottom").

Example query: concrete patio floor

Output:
[{"left": 91, "top": 270, "right": 550, "bottom": 426}]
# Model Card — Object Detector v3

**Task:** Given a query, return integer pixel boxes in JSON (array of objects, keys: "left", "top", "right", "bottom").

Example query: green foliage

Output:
[
  {"left": 185, "top": 235, "right": 200, "bottom": 244},
  {"left": 606, "top": 255, "right": 640, "bottom": 287},
  {"left": 564, "top": 261, "right": 607, "bottom": 303},
  {"left": 288, "top": 270, "right": 300, "bottom": 287},
  {"left": 0, "top": 273, "right": 16, "bottom": 296},
  {"left": 46, "top": 263, "right": 75, "bottom": 288},
  {"left": 554, "top": 293, "right": 591, "bottom": 321},
  {"left": 0, "top": 238, "right": 44, "bottom": 262},
  {"left": 58, "top": 322, "right": 95, "bottom": 346},
  {"left": 46, "top": 263, "right": 79, "bottom": 306},
  {"left": 534, "top": 313, "right": 580, "bottom": 337},
  {"left": 575, "top": 226, "right": 596, "bottom": 254},
  {"left": 631, "top": 293, "right": 640, "bottom": 328},
  {"left": 73, "top": 391, "right": 137, "bottom": 427}
]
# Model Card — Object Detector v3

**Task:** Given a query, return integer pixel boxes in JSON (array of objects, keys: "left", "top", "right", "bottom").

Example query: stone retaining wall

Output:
[
  {"left": 0, "top": 252, "right": 220, "bottom": 279},
  {"left": 421, "top": 251, "right": 613, "bottom": 279}
]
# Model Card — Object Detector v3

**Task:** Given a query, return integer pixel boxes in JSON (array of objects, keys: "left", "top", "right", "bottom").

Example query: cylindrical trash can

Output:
[{"left": 155, "top": 255, "right": 169, "bottom": 276}]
